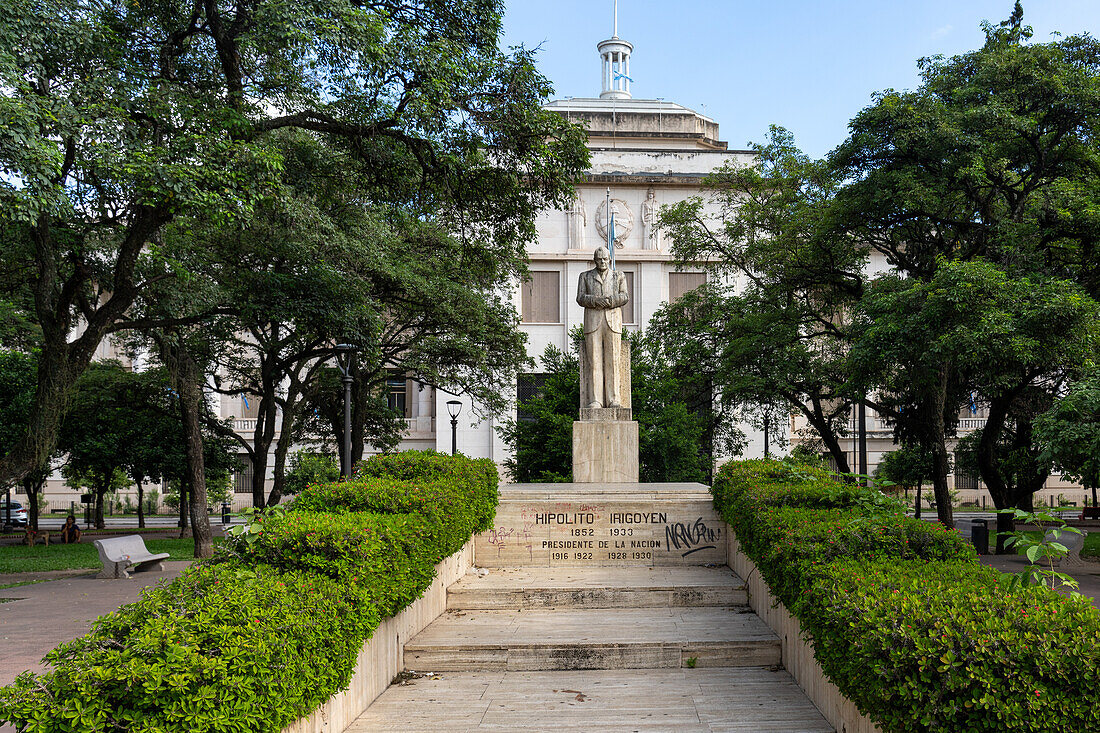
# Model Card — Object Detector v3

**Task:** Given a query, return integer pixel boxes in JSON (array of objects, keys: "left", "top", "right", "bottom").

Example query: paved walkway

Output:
[
  {"left": 977, "top": 553, "right": 1100, "bottom": 607},
  {"left": 0, "top": 561, "right": 190, "bottom": 687}
]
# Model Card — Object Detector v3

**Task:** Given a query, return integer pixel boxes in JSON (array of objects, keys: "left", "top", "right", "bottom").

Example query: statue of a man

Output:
[
  {"left": 641, "top": 187, "right": 660, "bottom": 250},
  {"left": 577, "top": 247, "right": 629, "bottom": 408}
]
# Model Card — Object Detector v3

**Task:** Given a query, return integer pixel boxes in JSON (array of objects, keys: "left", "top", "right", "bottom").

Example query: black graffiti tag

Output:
[{"left": 664, "top": 517, "right": 719, "bottom": 557}]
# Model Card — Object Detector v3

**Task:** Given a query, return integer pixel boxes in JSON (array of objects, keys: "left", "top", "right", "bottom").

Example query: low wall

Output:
[
  {"left": 727, "top": 533, "right": 880, "bottom": 733},
  {"left": 283, "top": 540, "right": 474, "bottom": 733}
]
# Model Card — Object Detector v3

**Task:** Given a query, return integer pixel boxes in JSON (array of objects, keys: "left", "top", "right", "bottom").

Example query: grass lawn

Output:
[{"left": 0, "top": 538, "right": 211, "bottom": 575}]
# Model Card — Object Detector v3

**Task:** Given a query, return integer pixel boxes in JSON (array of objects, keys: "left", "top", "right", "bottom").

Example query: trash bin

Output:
[
  {"left": 222, "top": 502, "right": 231, "bottom": 525},
  {"left": 971, "top": 519, "right": 989, "bottom": 556}
]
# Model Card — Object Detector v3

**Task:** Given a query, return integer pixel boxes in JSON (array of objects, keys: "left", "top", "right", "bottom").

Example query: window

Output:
[
  {"left": 622, "top": 271, "right": 635, "bottom": 325},
  {"left": 517, "top": 373, "right": 549, "bottom": 423},
  {"left": 237, "top": 393, "right": 259, "bottom": 419},
  {"left": 387, "top": 377, "right": 408, "bottom": 417},
  {"left": 522, "top": 271, "right": 560, "bottom": 323},
  {"left": 669, "top": 272, "right": 706, "bottom": 302},
  {"left": 234, "top": 455, "right": 253, "bottom": 494},
  {"left": 954, "top": 451, "right": 978, "bottom": 490}
]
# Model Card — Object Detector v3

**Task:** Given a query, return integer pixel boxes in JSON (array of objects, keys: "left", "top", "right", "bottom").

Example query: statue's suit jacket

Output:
[{"left": 577, "top": 268, "right": 629, "bottom": 334}]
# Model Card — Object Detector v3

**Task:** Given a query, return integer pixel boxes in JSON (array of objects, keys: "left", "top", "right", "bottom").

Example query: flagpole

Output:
[{"left": 606, "top": 187, "right": 616, "bottom": 270}]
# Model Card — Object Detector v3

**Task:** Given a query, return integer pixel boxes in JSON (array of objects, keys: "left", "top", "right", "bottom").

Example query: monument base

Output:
[
  {"left": 474, "top": 482, "right": 726, "bottom": 567},
  {"left": 573, "top": 413, "right": 639, "bottom": 483}
]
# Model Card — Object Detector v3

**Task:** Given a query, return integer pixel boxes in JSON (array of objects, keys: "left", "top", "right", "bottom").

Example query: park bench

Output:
[
  {"left": 93, "top": 535, "right": 170, "bottom": 579},
  {"left": 1083, "top": 507, "right": 1100, "bottom": 520},
  {"left": 1045, "top": 529, "right": 1089, "bottom": 569}
]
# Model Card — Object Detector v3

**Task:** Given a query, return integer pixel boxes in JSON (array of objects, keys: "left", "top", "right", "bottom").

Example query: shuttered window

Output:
[
  {"left": 622, "top": 271, "right": 635, "bottom": 325},
  {"left": 233, "top": 455, "right": 253, "bottom": 494},
  {"left": 522, "top": 271, "right": 560, "bottom": 323},
  {"left": 669, "top": 272, "right": 706, "bottom": 302}
]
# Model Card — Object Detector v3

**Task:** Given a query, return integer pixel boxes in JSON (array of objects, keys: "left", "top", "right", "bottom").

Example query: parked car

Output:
[{"left": 0, "top": 500, "right": 29, "bottom": 527}]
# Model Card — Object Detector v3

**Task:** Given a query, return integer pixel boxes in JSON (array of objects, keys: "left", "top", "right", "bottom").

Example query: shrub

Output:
[
  {"left": 0, "top": 451, "right": 497, "bottom": 732},
  {"left": 715, "top": 458, "right": 1100, "bottom": 733}
]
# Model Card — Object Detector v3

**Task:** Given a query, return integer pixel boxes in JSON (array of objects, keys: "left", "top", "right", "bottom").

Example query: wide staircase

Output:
[{"left": 350, "top": 484, "right": 832, "bottom": 732}]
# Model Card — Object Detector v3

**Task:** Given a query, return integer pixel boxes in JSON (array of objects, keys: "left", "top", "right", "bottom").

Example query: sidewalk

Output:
[{"left": 977, "top": 552, "right": 1100, "bottom": 608}]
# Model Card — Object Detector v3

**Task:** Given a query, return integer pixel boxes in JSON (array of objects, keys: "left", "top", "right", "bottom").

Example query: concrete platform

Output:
[
  {"left": 349, "top": 668, "right": 833, "bottom": 732},
  {"left": 448, "top": 566, "right": 747, "bottom": 610},
  {"left": 404, "top": 607, "right": 781, "bottom": 671}
]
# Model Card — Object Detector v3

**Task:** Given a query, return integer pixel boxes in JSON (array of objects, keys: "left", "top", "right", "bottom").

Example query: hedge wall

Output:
[
  {"left": 0, "top": 451, "right": 498, "bottom": 733},
  {"left": 715, "top": 459, "right": 1100, "bottom": 733}
]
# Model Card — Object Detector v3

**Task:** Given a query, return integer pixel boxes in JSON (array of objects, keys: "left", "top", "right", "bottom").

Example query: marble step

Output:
[
  {"left": 349, "top": 668, "right": 833, "bottom": 732},
  {"left": 448, "top": 566, "right": 747, "bottom": 610},
  {"left": 403, "top": 607, "right": 781, "bottom": 672},
  {"left": 476, "top": 482, "right": 727, "bottom": 567}
]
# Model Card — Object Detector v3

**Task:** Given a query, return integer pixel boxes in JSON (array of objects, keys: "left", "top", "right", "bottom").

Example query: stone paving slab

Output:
[
  {"left": 449, "top": 566, "right": 747, "bottom": 609},
  {"left": 405, "top": 607, "right": 780, "bottom": 671},
  {"left": 349, "top": 668, "right": 833, "bottom": 732}
]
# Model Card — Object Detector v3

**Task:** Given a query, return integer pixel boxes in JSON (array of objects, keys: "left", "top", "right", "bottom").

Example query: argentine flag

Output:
[{"left": 607, "top": 211, "right": 616, "bottom": 269}]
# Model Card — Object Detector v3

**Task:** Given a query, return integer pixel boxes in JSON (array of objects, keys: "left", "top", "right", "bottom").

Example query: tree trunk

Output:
[
  {"left": 914, "top": 481, "right": 922, "bottom": 519},
  {"left": 803, "top": 396, "right": 852, "bottom": 474},
  {"left": 136, "top": 479, "right": 146, "bottom": 529},
  {"left": 268, "top": 402, "right": 299, "bottom": 507},
  {"left": 177, "top": 356, "right": 213, "bottom": 559},
  {"left": 178, "top": 478, "right": 191, "bottom": 538},
  {"left": 95, "top": 483, "right": 106, "bottom": 529},
  {"left": 23, "top": 475, "right": 39, "bottom": 532},
  {"left": 250, "top": 389, "right": 278, "bottom": 511},
  {"left": 0, "top": 207, "right": 168, "bottom": 487}
]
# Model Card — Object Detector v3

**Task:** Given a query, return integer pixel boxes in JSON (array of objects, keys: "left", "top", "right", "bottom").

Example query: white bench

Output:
[
  {"left": 93, "top": 535, "right": 171, "bottom": 579},
  {"left": 1045, "top": 528, "right": 1089, "bottom": 569}
]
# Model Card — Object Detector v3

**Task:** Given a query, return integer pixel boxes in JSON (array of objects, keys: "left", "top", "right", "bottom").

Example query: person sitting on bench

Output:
[{"left": 59, "top": 515, "right": 81, "bottom": 544}]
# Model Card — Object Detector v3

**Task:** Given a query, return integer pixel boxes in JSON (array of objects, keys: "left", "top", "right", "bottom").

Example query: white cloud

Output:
[{"left": 931, "top": 24, "right": 953, "bottom": 40}]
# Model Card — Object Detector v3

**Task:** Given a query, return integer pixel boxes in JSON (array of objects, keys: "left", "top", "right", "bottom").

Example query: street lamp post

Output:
[
  {"left": 446, "top": 400, "right": 462, "bottom": 456},
  {"left": 334, "top": 344, "right": 358, "bottom": 479}
]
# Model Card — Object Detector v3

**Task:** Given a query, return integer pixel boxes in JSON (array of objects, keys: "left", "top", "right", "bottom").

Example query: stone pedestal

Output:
[
  {"left": 474, "top": 482, "right": 726, "bottom": 567},
  {"left": 573, "top": 408, "right": 639, "bottom": 483}
]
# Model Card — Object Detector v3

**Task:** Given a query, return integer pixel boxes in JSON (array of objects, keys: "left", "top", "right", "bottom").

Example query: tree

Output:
[
  {"left": 1035, "top": 370, "right": 1100, "bottom": 509},
  {"left": 58, "top": 362, "right": 144, "bottom": 529},
  {"left": 849, "top": 260, "right": 1098, "bottom": 527},
  {"left": 0, "top": 0, "right": 587, "bottom": 487},
  {"left": 831, "top": 10, "right": 1100, "bottom": 526},
  {"left": 874, "top": 444, "right": 935, "bottom": 518},
  {"left": 655, "top": 127, "right": 864, "bottom": 473},
  {"left": 0, "top": 349, "right": 51, "bottom": 529}
]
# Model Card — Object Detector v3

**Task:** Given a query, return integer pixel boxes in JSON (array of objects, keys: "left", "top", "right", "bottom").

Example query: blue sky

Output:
[{"left": 501, "top": 1, "right": 1100, "bottom": 157}]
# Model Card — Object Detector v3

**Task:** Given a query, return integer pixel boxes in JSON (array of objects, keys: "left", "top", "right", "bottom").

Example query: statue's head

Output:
[{"left": 593, "top": 247, "right": 610, "bottom": 272}]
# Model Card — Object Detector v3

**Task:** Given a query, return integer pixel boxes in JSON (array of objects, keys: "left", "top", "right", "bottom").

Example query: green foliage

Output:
[
  {"left": 499, "top": 346, "right": 579, "bottom": 483},
  {"left": 873, "top": 444, "right": 934, "bottom": 491},
  {"left": 654, "top": 126, "right": 861, "bottom": 473},
  {"left": 996, "top": 508, "right": 1084, "bottom": 594},
  {"left": 715, "top": 458, "right": 1100, "bottom": 732},
  {"left": 0, "top": 350, "right": 36, "bottom": 464},
  {"left": 0, "top": 453, "right": 497, "bottom": 732},
  {"left": 284, "top": 451, "right": 341, "bottom": 496},
  {"left": 1035, "top": 369, "right": 1100, "bottom": 492}
]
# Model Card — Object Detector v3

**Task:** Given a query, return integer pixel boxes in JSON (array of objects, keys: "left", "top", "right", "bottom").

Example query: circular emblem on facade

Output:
[{"left": 595, "top": 198, "right": 634, "bottom": 248}]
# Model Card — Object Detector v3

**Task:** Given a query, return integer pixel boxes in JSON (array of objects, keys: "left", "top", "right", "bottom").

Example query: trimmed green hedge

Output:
[
  {"left": 0, "top": 451, "right": 498, "bottom": 732},
  {"left": 716, "top": 459, "right": 1100, "bottom": 733}
]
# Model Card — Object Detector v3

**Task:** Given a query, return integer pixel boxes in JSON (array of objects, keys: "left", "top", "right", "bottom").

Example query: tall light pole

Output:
[
  {"left": 447, "top": 400, "right": 462, "bottom": 456},
  {"left": 335, "top": 344, "right": 358, "bottom": 479}
]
